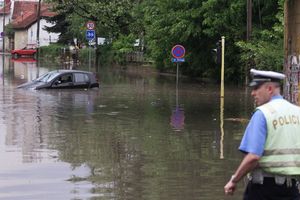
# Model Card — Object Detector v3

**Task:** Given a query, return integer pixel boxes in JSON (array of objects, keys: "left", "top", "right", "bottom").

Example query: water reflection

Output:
[
  {"left": 0, "top": 87, "right": 101, "bottom": 199},
  {"left": 170, "top": 72, "right": 185, "bottom": 131},
  {"left": 220, "top": 96, "right": 224, "bottom": 159},
  {"left": 0, "top": 56, "right": 253, "bottom": 200},
  {"left": 11, "top": 57, "right": 37, "bottom": 64},
  {"left": 170, "top": 106, "right": 185, "bottom": 131}
]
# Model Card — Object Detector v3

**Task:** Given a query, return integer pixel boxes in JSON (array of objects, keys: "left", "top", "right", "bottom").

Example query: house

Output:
[
  {"left": 0, "top": 0, "right": 11, "bottom": 51},
  {"left": 0, "top": 0, "right": 59, "bottom": 51}
]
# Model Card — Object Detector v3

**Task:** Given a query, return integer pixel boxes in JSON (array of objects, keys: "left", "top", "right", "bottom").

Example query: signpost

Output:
[
  {"left": 171, "top": 45, "right": 185, "bottom": 59},
  {"left": 171, "top": 58, "right": 185, "bottom": 62},
  {"left": 86, "top": 30, "right": 95, "bottom": 41},
  {"left": 85, "top": 21, "right": 96, "bottom": 42},
  {"left": 170, "top": 45, "right": 186, "bottom": 130},
  {"left": 86, "top": 21, "right": 95, "bottom": 30},
  {"left": 86, "top": 21, "right": 95, "bottom": 71},
  {"left": 171, "top": 44, "right": 186, "bottom": 110}
]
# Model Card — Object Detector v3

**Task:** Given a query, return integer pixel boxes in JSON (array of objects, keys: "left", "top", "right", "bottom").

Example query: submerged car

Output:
[
  {"left": 17, "top": 70, "right": 99, "bottom": 90},
  {"left": 11, "top": 44, "right": 37, "bottom": 58}
]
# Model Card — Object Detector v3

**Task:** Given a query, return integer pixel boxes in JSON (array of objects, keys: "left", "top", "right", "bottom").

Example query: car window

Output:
[
  {"left": 58, "top": 74, "right": 73, "bottom": 83},
  {"left": 51, "top": 74, "right": 73, "bottom": 88},
  {"left": 36, "top": 71, "right": 60, "bottom": 83},
  {"left": 74, "top": 73, "right": 89, "bottom": 83}
]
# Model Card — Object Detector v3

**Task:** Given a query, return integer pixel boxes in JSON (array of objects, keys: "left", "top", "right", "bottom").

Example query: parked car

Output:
[
  {"left": 17, "top": 70, "right": 99, "bottom": 90},
  {"left": 11, "top": 44, "right": 37, "bottom": 58}
]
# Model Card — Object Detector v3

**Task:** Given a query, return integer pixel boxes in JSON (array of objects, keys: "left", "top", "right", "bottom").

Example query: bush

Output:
[{"left": 40, "top": 44, "right": 64, "bottom": 59}]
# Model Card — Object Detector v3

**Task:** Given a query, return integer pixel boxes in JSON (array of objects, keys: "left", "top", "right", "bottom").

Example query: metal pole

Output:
[
  {"left": 89, "top": 46, "right": 91, "bottom": 71},
  {"left": 2, "top": 0, "right": 5, "bottom": 53},
  {"left": 36, "top": 0, "right": 41, "bottom": 64},
  {"left": 245, "top": 0, "right": 252, "bottom": 86},
  {"left": 246, "top": 0, "right": 252, "bottom": 40},
  {"left": 2, "top": 0, "right": 5, "bottom": 80},
  {"left": 220, "top": 36, "right": 225, "bottom": 98},
  {"left": 220, "top": 36, "right": 225, "bottom": 158},
  {"left": 176, "top": 63, "right": 179, "bottom": 107}
]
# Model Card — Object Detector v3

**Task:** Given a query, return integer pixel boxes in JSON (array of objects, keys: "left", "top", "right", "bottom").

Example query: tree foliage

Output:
[
  {"left": 46, "top": 0, "right": 136, "bottom": 39},
  {"left": 112, "top": 34, "right": 136, "bottom": 65},
  {"left": 236, "top": 0, "right": 284, "bottom": 72}
]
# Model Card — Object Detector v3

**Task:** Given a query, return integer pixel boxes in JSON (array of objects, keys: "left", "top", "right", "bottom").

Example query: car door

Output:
[
  {"left": 73, "top": 73, "right": 90, "bottom": 88},
  {"left": 51, "top": 73, "right": 74, "bottom": 89}
]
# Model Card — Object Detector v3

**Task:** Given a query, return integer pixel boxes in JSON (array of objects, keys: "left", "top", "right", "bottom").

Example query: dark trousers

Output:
[{"left": 244, "top": 177, "right": 300, "bottom": 200}]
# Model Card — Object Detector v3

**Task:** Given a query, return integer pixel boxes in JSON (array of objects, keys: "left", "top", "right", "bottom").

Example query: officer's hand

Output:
[{"left": 224, "top": 181, "right": 236, "bottom": 195}]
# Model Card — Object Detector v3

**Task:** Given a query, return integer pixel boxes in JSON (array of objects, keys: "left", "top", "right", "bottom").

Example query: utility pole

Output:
[
  {"left": 247, "top": 0, "right": 252, "bottom": 41},
  {"left": 2, "top": 0, "right": 5, "bottom": 53},
  {"left": 245, "top": 0, "right": 252, "bottom": 85},
  {"left": 36, "top": 0, "right": 41, "bottom": 72},
  {"left": 36, "top": 0, "right": 41, "bottom": 47},
  {"left": 2, "top": 0, "right": 6, "bottom": 78}
]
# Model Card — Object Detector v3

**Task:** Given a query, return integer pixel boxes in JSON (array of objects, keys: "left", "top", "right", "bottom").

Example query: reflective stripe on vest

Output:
[{"left": 257, "top": 99, "right": 300, "bottom": 175}]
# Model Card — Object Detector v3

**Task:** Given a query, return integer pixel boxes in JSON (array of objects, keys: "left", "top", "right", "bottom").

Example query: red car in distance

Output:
[{"left": 11, "top": 44, "right": 37, "bottom": 58}]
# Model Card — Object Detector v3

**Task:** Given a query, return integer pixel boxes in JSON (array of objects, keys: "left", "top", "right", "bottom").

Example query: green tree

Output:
[
  {"left": 236, "top": 0, "right": 284, "bottom": 73},
  {"left": 46, "top": 0, "right": 136, "bottom": 40},
  {"left": 45, "top": 0, "right": 140, "bottom": 66},
  {"left": 112, "top": 34, "right": 136, "bottom": 65},
  {"left": 44, "top": 0, "right": 72, "bottom": 44},
  {"left": 142, "top": 0, "right": 205, "bottom": 74}
]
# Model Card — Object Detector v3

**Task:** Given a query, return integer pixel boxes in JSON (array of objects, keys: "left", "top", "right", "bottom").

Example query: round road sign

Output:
[
  {"left": 171, "top": 45, "right": 185, "bottom": 59},
  {"left": 86, "top": 21, "right": 95, "bottom": 30}
]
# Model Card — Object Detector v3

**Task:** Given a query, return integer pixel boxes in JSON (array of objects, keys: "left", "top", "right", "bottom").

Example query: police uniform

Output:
[{"left": 240, "top": 69, "right": 300, "bottom": 200}]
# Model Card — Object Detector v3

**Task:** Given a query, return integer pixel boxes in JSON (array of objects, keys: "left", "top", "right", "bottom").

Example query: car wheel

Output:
[{"left": 13, "top": 53, "right": 18, "bottom": 58}]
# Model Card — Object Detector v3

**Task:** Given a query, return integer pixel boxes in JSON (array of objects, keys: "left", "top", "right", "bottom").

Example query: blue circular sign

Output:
[{"left": 172, "top": 45, "right": 185, "bottom": 59}]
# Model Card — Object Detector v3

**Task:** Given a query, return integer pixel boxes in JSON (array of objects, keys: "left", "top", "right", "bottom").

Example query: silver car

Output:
[{"left": 17, "top": 70, "right": 99, "bottom": 90}]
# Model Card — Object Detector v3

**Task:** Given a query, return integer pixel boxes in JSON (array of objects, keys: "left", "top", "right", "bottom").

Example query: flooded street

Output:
[{"left": 0, "top": 56, "right": 253, "bottom": 200}]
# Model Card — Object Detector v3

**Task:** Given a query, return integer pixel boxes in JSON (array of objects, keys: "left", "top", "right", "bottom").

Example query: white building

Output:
[{"left": 0, "top": 0, "right": 59, "bottom": 51}]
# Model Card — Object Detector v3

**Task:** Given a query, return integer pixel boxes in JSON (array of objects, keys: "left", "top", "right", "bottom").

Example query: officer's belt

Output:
[{"left": 249, "top": 168, "right": 299, "bottom": 187}]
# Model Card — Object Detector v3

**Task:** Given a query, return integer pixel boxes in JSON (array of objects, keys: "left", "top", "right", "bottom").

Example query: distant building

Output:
[{"left": 0, "top": 0, "right": 59, "bottom": 51}]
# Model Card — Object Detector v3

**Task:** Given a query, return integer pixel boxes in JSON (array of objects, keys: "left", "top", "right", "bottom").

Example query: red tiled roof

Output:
[
  {"left": 12, "top": 1, "right": 56, "bottom": 29},
  {"left": 0, "top": 0, "right": 11, "bottom": 14}
]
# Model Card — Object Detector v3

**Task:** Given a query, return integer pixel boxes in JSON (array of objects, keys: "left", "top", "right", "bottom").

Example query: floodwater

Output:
[{"left": 0, "top": 56, "right": 254, "bottom": 200}]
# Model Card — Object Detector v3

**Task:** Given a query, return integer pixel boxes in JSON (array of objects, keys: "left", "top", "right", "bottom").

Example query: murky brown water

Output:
[{"left": 0, "top": 56, "right": 254, "bottom": 200}]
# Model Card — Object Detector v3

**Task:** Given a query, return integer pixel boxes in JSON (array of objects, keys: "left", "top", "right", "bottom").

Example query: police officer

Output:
[{"left": 224, "top": 69, "right": 300, "bottom": 199}]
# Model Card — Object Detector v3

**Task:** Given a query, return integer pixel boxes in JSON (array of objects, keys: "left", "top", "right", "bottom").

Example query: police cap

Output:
[{"left": 249, "top": 69, "right": 285, "bottom": 87}]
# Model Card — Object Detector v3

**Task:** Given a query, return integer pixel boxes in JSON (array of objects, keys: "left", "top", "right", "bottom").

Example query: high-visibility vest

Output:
[{"left": 257, "top": 98, "right": 300, "bottom": 175}]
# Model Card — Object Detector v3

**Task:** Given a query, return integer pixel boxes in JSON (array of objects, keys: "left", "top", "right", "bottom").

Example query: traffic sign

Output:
[
  {"left": 88, "top": 39, "right": 96, "bottom": 46},
  {"left": 86, "top": 30, "right": 95, "bottom": 41},
  {"left": 171, "top": 45, "right": 185, "bottom": 59},
  {"left": 86, "top": 21, "right": 95, "bottom": 30},
  {"left": 172, "top": 58, "right": 185, "bottom": 63}
]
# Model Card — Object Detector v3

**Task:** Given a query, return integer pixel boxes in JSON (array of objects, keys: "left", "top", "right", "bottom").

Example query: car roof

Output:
[{"left": 50, "top": 70, "right": 93, "bottom": 75}]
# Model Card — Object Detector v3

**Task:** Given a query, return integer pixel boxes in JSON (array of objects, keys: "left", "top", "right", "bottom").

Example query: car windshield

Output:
[{"left": 36, "top": 71, "right": 60, "bottom": 83}]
